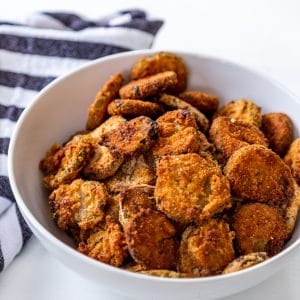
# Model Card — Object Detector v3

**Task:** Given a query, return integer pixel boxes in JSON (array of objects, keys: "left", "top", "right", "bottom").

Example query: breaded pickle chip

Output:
[
  {"left": 86, "top": 73, "right": 124, "bottom": 130},
  {"left": 262, "top": 112, "right": 293, "bottom": 156},
  {"left": 139, "top": 270, "right": 191, "bottom": 278},
  {"left": 284, "top": 138, "right": 300, "bottom": 185},
  {"left": 223, "top": 252, "right": 268, "bottom": 274},
  {"left": 82, "top": 145, "right": 124, "bottom": 180},
  {"left": 100, "top": 116, "right": 158, "bottom": 156},
  {"left": 39, "top": 143, "right": 65, "bottom": 174},
  {"left": 155, "top": 153, "right": 231, "bottom": 224},
  {"left": 125, "top": 208, "right": 178, "bottom": 269},
  {"left": 215, "top": 99, "right": 262, "bottom": 127},
  {"left": 179, "top": 91, "right": 219, "bottom": 114},
  {"left": 107, "top": 99, "right": 164, "bottom": 118},
  {"left": 130, "top": 52, "right": 187, "bottom": 93},
  {"left": 178, "top": 219, "right": 235, "bottom": 276},
  {"left": 119, "top": 71, "right": 178, "bottom": 99},
  {"left": 152, "top": 127, "right": 211, "bottom": 158},
  {"left": 209, "top": 117, "right": 268, "bottom": 160},
  {"left": 44, "top": 140, "right": 93, "bottom": 190},
  {"left": 119, "top": 185, "right": 155, "bottom": 226},
  {"left": 158, "top": 94, "right": 209, "bottom": 132},
  {"left": 49, "top": 179, "right": 108, "bottom": 233},
  {"left": 78, "top": 219, "right": 127, "bottom": 267},
  {"left": 224, "top": 145, "right": 295, "bottom": 205},
  {"left": 233, "top": 203, "right": 287, "bottom": 256},
  {"left": 106, "top": 154, "right": 155, "bottom": 193}
]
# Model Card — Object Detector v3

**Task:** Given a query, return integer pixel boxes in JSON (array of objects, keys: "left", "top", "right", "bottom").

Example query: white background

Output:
[{"left": 1, "top": 0, "right": 300, "bottom": 299}]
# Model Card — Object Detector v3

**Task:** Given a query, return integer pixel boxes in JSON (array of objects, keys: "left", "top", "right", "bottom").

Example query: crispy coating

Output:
[
  {"left": 125, "top": 208, "right": 178, "bottom": 269},
  {"left": 78, "top": 220, "right": 127, "bottom": 267},
  {"left": 179, "top": 91, "right": 219, "bottom": 114},
  {"left": 233, "top": 203, "right": 287, "bottom": 256},
  {"left": 106, "top": 154, "right": 155, "bottom": 193},
  {"left": 49, "top": 179, "right": 108, "bottom": 234},
  {"left": 210, "top": 117, "right": 268, "bottom": 160},
  {"left": 224, "top": 145, "right": 295, "bottom": 205},
  {"left": 130, "top": 52, "right": 187, "bottom": 93},
  {"left": 139, "top": 270, "right": 191, "bottom": 278},
  {"left": 107, "top": 99, "right": 164, "bottom": 118},
  {"left": 155, "top": 153, "right": 231, "bottom": 224},
  {"left": 119, "top": 185, "right": 155, "bottom": 226},
  {"left": 86, "top": 73, "right": 124, "bottom": 130},
  {"left": 158, "top": 94, "right": 209, "bottom": 132},
  {"left": 214, "top": 99, "right": 262, "bottom": 127},
  {"left": 119, "top": 71, "right": 178, "bottom": 99},
  {"left": 178, "top": 219, "right": 235, "bottom": 276},
  {"left": 261, "top": 113, "right": 293, "bottom": 156},
  {"left": 39, "top": 143, "right": 65, "bottom": 174},
  {"left": 100, "top": 116, "right": 158, "bottom": 156},
  {"left": 223, "top": 252, "right": 268, "bottom": 274},
  {"left": 156, "top": 109, "right": 198, "bottom": 138},
  {"left": 44, "top": 140, "right": 93, "bottom": 190},
  {"left": 152, "top": 127, "right": 211, "bottom": 158},
  {"left": 284, "top": 139, "right": 300, "bottom": 185}
]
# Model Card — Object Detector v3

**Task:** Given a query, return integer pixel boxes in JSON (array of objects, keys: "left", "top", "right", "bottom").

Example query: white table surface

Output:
[{"left": 1, "top": 0, "right": 300, "bottom": 299}]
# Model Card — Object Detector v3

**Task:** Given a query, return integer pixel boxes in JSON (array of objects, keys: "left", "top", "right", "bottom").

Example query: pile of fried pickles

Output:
[{"left": 40, "top": 52, "right": 300, "bottom": 278}]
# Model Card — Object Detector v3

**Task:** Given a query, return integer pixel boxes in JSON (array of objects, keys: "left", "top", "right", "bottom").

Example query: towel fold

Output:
[{"left": 0, "top": 9, "right": 163, "bottom": 271}]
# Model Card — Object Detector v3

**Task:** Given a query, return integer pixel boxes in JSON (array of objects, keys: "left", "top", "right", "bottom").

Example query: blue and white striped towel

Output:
[{"left": 0, "top": 9, "right": 163, "bottom": 272}]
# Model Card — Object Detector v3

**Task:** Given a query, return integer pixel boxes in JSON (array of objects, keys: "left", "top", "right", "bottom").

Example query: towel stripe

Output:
[
  {"left": 0, "top": 155, "right": 8, "bottom": 176},
  {"left": 0, "top": 243, "right": 4, "bottom": 271},
  {"left": 0, "top": 86, "right": 38, "bottom": 107},
  {"left": 0, "top": 119, "right": 16, "bottom": 138},
  {"left": 0, "top": 104, "right": 24, "bottom": 121},
  {"left": 15, "top": 206, "right": 32, "bottom": 245},
  {"left": 0, "top": 176, "right": 15, "bottom": 201},
  {"left": 0, "top": 138, "right": 10, "bottom": 155}
]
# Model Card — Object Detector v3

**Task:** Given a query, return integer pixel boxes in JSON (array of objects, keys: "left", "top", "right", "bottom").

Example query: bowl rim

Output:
[{"left": 8, "top": 48, "right": 300, "bottom": 283}]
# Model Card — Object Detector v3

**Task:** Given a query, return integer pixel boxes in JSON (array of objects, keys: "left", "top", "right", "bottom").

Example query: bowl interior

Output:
[{"left": 9, "top": 50, "right": 300, "bottom": 262}]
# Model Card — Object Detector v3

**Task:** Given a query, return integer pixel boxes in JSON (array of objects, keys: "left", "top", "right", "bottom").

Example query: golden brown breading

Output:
[
  {"left": 233, "top": 203, "right": 287, "bottom": 256},
  {"left": 124, "top": 208, "right": 178, "bottom": 269},
  {"left": 49, "top": 179, "right": 108, "bottom": 234},
  {"left": 284, "top": 138, "right": 300, "bottom": 185},
  {"left": 261, "top": 113, "right": 293, "bottom": 156},
  {"left": 156, "top": 109, "right": 198, "bottom": 138},
  {"left": 178, "top": 219, "right": 235, "bottom": 276},
  {"left": 155, "top": 153, "right": 231, "bottom": 224},
  {"left": 130, "top": 52, "right": 187, "bottom": 93},
  {"left": 224, "top": 145, "right": 295, "bottom": 206},
  {"left": 119, "top": 71, "right": 178, "bottom": 99},
  {"left": 152, "top": 127, "right": 211, "bottom": 158},
  {"left": 86, "top": 73, "right": 124, "bottom": 130},
  {"left": 158, "top": 94, "right": 209, "bottom": 132},
  {"left": 119, "top": 185, "right": 155, "bottom": 226},
  {"left": 105, "top": 154, "right": 155, "bottom": 193},
  {"left": 223, "top": 252, "right": 268, "bottom": 274},
  {"left": 107, "top": 99, "right": 164, "bottom": 118},
  {"left": 100, "top": 116, "right": 158, "bottom": 156},
  {"left": 214, "top": 99, "right": 262, "bottom": 127},
  {"left": 139, "top": 270, "right": 192, "bottom": 278},
  {"left": 44, "top": 140, "right": 93, "bottom": 190},
  {"left": 179, "top": 91, "right": 219, "bottom": 114},
  {"left": 78, "top": 219, "right": 127, "bottom": 267},
  {"left": 82, "top": 145, "right": 124, "bottom": 180},
  {"left": 39, "top": 143, "right": 65, "bottom": 174},
  {"left": 209, "top": 117, "right": 268, "bottom": 160}
]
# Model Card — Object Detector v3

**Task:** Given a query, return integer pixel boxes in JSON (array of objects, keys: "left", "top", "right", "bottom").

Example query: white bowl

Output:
[{"left": 8, "top": 50, "right": 300, "bottom": 300}]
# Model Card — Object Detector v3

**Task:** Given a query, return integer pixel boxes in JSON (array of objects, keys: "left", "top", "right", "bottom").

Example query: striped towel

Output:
[{"left": 0, "top": 9, "right": 163, "bottom": 272}]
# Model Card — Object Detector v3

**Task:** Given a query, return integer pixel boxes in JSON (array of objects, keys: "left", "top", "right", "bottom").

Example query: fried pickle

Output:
[
  {"left": 284, "top": 138, "right": 300, "bottom": 185},
  {"left": 210, "top": 117, "right": 268, "bottom": 160},
  {"left": 233, "top": 203, "right": 287, "bottom": 256},
  {"left": 119, "top": 71, "right": 178, "bottom": 99},
  {"left": 86, "top": 73, "right": 124, "bottom": 130},
  {"left": 155, "top": 153, "right": 231, "bottom": 224},
  {"left": 125, "top": 208, "right": 178, "bottom": 269},
  {"left": 130, "top": 52, "right": 187, "bottom": 93},
  {"left": 222, "top": 252, "right": 268, "bottom": 274},
  {"left": 158, "top": 94, "right": 209, "bottom": 132},
  {"left": 100, "top": 116, "right": 158, "bottom": 156},
  {"left": 179, "top": 91, "right": 219, "bottom": 114},
  {"left": 214, "top": 99, "right": 262, "bottom": 127},
  {"left": 39, "top": 143, "right": 65, "bottom": 174},
  {"left": 261, "top": 112, "right": 293, "bottom": 156},
  {"left": 178, "top": 219, "right": 235, "bottom": 276},
  {"left": 224, "top": 145, "right": 295, "bottom": 205}
]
